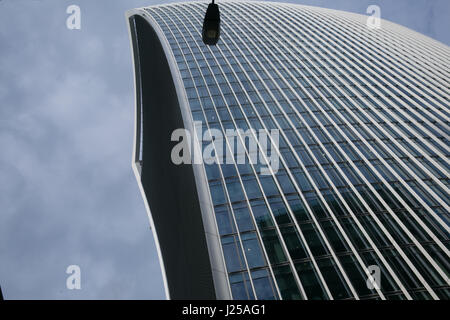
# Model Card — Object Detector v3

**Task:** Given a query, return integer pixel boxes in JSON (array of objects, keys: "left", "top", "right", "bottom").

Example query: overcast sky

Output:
[{"left": 0, "top": 0, "right": 448, "bottom": 300}]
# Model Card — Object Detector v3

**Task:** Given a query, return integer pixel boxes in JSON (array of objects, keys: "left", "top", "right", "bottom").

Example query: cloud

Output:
[{"left": 0, "top": 0, "right": 166, "bottom": 299}]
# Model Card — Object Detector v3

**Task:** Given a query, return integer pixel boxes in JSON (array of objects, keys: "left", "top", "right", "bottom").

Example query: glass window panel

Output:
[
  {"left": 293, "top": 169, "right": 313, "bottom": 191},
  {"left": 250, "top": 200, "right": 274, "bottom": 228},
  {"left": 229, "top": 272, "right": 255, "bottom": 300},
  {"left": 205, "top": 163, "right": 221, "bottom": 181},
  {"left": 232, "top": 203, "right": 255, "bottom": 232},
  {"left": 300, "top": 223, "right": 329, "bottom": 257},
  {"left": 209, "top": 181, "right": 226, "bottom": 205},
  {"left": 286, "top": 194, "right": 310, "bottom": 222},
  {"left": 259, "top": 175, "right": 280, "bottom": 197},
  {"left": 295, "top": 261, "right": 327, "bottom": 300},
  {"left": 226, "top": 179, "right": 246, "bottom": 203},
  {"left": 317, "top": 257, "right": 352, "bottom": 299},
  {"left": 261, "top": 229, "right": 287, "bottom": 264},
  {"left": 274, "top": 265, "right": 302, "bottom": 300},
  {"left": 276, "top": 172, "right": 297, "bottom": 194},
  {"left": 305, "top": 193, "right": 329, "bottom": 219},
  {"left": 280, "top": 226, "right": 308, "bottom": 260},
  {"left": 268, "top": 197, "right": 292, "bottom": 225},
  {"left": 242, "top": 176, "right": 263, "bottom": 199},
  {"left": 241, "top": 232, "right": 266, "bottom": 269},
  {"left": 251, "top": 269, "right": 278, "bottom": 300},
  {"left": 222, "top": 235, "right": 245, "bottom": 273},
  {"left": 215, "top": 205, "right": 235, "bottom": 235},
  {"left": 320, "top": 220, "right": 349, "bottom": 253}
]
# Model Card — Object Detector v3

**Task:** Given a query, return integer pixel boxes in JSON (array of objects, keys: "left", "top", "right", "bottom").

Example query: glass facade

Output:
[{"left": 130, "top": 1, "right": 450, "bottom": 300}]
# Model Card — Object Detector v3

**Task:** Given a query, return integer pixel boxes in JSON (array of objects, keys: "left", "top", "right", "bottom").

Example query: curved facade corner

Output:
[{"left": 126, "top": 9, "right": 231, "bottom": 300}]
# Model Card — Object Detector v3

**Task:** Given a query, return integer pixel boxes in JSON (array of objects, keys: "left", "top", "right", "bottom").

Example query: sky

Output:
[{"left": 0, "top": 0, "right": 448, "bottom": 300}]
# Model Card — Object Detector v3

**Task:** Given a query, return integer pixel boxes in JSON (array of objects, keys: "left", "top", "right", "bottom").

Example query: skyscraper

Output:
[{"left": 126, "top": 1, "right": 450, "bottom": 300}]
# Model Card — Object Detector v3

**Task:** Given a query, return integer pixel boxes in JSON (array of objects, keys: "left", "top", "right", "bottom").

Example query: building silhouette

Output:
[{"left": 126, "top": 1, "right": 450, "bottom": 300}]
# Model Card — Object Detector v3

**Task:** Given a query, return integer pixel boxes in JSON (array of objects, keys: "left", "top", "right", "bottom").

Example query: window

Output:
[
  {"left": 233, "top": 203, "right": 255, "bottom": 232},
  {"left": 268, "top": 197, "right": 292, "bottom": 225},
  {"left": 241, "top": 232, "right": 266, "bottom": 269},
  {"left": 280, "top": 226, "right": 308, "bottom": 260},
  {"left": 274, "top": 265, "right": 303, "bottom": 300},
  {"left": 209, "top": 181, "right": 226, "bottom": 205},
  {"left": 226, "top": 178, "right": 246, "bottom": 203},
  {"left": 259, "top": 175, "right": 280, "bottom": 196},
  {"left": 250, "top": 200, "right": 274, "bottom": 228},
  {"left": 295, "top": 261, "right": 327, "bottom": 300},
  {"left": 242, "top": 176, "right": 263, "bottom": 199},
  {"left": 251, "top": 269, "right": 278, "bottom": 300},
  {"left": 215, "top": 205, "right": 235, "bottom": 235},
  {"left": 229, "top": 272, "right": 255, "bottom": 300},
  {"left": 221, "top": 235, "right": 245, "bottom": 273},
  {"left": 317, "top": 257, "right": 352, "bottom": 299},
  {"left": 261, "top": 229, "right": 287, "bottom": 264},
  {"left": 300, "top": 223, "right": 329, "bottom": 257}
]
